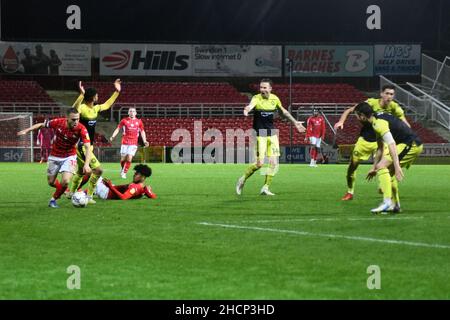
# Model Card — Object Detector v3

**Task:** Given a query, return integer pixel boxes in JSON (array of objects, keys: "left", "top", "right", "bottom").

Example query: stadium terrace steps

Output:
[
  {"left": 0, "top": 80, "right": 56, "bottom": 103},
  {"left": 249, "top": 83, "right": 368, "bottom": 105},
  {"left": 1, "top": 80, "right": 447, "bottom": 146},
  {"left": 82, "top": 81, "right": 248, "bottom": 104},
  {"left": 141, "top": 117, "right": 307, "bottom": 147},
  {"left": 327, "top": 115, "right": 448, "bottom": 145},
  {"left": 141, "top": 116, "right": 447, "bottom": 147}
]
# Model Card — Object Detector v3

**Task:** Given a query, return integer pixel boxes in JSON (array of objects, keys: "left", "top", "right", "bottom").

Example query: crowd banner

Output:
[
  {"left": 192, "top": 45, "right": 282, "bottom": 77},
  {"left": 285, "top": 45, "right": 373, "bottom": 77},
  {"left": 100, "top": 43, "right": 192, "bottom": 76},
  {"left": 374, "top": 44, "right": 421, "bottom": 75},
  {"left": 0, "top": 42, "right": 91, "bottom": 76}
]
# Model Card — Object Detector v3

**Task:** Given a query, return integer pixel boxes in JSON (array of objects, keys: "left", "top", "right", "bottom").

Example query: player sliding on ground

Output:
[
  {"left": 17, "top": 108, "right": 92, "bottom": 208},
  {"left": 109, "top": 107, "right": 149, "bottom": 179},
  {"left": 334, "top": 84, "right": 410, "bottom": 201},
  {"left": 68, "top": 79, "right": 121, "bottom": 204},
  {"left": 93, "top": 164, "right": 157, "bottom": 200},
  {"left": 354, "top": 102, "right": 423, "bottom": 213},
  {"left": 236, "top": 78, "right": 306, "bottom": 196}
]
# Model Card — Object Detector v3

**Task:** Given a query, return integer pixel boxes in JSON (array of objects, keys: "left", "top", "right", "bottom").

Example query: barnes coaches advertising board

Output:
[
  {"left": 100, "top": 44, "right": 192, "bottom": 76},
  {"left": 192, "top": 45, "right": 282, "bottom": 77},
  {"left": 0, "top": 42, "right": 91, "bottom": 76},
  {"left": 285, "top": 45, "right": 373, "bottom": 77}
]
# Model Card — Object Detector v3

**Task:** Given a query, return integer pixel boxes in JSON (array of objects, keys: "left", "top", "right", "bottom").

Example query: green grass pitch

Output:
[{"left": 0, "top": 162, "right": 449, "bottom": 299}]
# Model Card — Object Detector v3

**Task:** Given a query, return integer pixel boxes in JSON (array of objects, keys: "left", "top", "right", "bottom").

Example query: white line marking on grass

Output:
[
  {"left": 239, "top": 216, "right": 424, "bottom": 223},
  {"left": 198, "top": 222, "right": 450, "bottom": 249}
]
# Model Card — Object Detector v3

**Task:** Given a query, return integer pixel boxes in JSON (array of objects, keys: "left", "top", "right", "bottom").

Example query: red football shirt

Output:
[
  {"left": 45, "top": 118, "right": 90, "bottom": 158},
  {"left": 306, "top": 116, "right": 326, "bottom": 139},
  {"left": 107, "top": 183, "right": 145, "bottom": 200},
  {"left": 118, "top": 117, "right": 144, "bottom": 146}
]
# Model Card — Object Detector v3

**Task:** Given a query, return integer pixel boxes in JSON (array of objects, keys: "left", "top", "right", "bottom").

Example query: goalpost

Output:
[{"left": 0, "top": 113, "right": 34, "bottom": 162}]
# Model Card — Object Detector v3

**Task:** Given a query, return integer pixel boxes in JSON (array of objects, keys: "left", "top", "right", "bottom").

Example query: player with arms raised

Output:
[
  {"left": 17, "top": 108, "right": 92, "bottom": 208},
  {"left": 68, "top": 79, "right": 121, "bottom": 203},
  {"left": 109, "top": 107, "right": 149, "bottom": 179}
]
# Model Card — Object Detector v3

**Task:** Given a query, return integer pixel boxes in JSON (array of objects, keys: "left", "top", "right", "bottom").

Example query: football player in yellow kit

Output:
[{"left": 68, "top": 79, "right": 121, "bottom": 203}]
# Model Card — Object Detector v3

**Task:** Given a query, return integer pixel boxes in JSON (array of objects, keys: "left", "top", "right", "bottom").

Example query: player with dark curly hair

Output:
[{"left": 93, "top": 164, "right": 157, "bottom": 200}]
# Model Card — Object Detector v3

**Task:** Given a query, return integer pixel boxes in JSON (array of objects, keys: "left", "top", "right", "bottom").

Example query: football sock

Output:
[
  {"left": 264, "top": 175, "right": 273, "bottom": 187},
  {"left": 346, "top": 167, "right": 356, "bottom": 194},
  {"left": 391, "top": 176, "right": 400, "bottom": 205},
  {"left": 310, "top": 148, "right": 315, "bottom": 160},
  {"left": 87, "top": 173, "right": 101, "bottom": 197},
  {"left": 79, "top": 174, "right": 90, "bottom": 189},
  {"left": 52, "top": 179, "right": 65, "bottom": 200},
  {"left": 50, "top": 178, "right": 60, "bottom": 190},
  {"left": 377, "top": 168, "right": 392, "bottom": 200},
  {"left": 244, "top": 164, "right": 260, "bottom": 181},
  {"left": 120, "top": 160, "right": 125, "bottom": 170},
  {"left": 70, "top": 173, "right": 83, "bottom": 193},
  {"left": 123, "top": 161, "right": 131, "bottom": 174}
]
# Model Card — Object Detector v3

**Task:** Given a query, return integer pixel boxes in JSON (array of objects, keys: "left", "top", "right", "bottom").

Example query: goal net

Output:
[{"left": 0, "top": 113, "right": 34, "bottom": 162}]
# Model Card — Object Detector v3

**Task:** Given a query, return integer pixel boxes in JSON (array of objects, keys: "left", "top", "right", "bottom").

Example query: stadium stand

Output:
[
  {"left": 0, "top": 80, "right": 61, "bottom": 115},
  {"left": 326, "top": 115, "right": 448, "bottom": 145},
  {"left": 0, "top": 80, "right": 55, "bottom": 103},
  {"left": 249, "top": 83, "right": 368, "bottom": 105},
  {"left": 141, "top": 117, "right": 306, "bottom": 146},
  {"left": 140, "top": 114, "right": 447, "bottom": 147},
  {"left": 82, "top": 81, "right": 248, "bottom": 104},
  {"left": 0, "top": 80, "right": 447, "bottom": 148}
]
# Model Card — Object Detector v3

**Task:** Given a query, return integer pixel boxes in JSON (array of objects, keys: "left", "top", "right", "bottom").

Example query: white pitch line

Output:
[
  {"left": 239, "top": 216, "right": 424, "bottom": 223},
  {"left": 198, "top": 222, "right": 450, "bottom": 249}
]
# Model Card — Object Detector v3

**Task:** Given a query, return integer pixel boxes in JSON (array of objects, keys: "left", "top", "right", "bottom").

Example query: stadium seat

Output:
[
  {"left": 82, "top": 81, "right": 248, "bottom": 104},
  {"left": 0, "top": 80, "right": 56, "bottom": 104},
  {"left": 249, "top": 82, "right": 367, "bottom": 105}
]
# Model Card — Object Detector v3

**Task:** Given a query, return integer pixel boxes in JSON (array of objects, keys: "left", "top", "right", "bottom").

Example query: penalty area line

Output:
[{"left": 198, "top": 222, "right": 450, "bottom": 249}]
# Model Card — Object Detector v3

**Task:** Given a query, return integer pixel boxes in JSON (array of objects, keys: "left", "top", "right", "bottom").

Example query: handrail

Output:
[
  {"left": 406, "top": 82, "right": 450, "bottom": 112},
  {"left": 115, "top": 102, "right": 355, "bottom": 120},
  {"left": 0, "top": 102, "right": 64, "bottom": 115}
]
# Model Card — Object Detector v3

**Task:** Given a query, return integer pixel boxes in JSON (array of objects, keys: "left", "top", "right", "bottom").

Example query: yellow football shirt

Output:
[
  {"left": 366, "top": 98, "right": 405, "bottom": 120},
  {"left": 73, "top": 91, "right": 119, "bottom": 120},
  {"left": 251, "top": 93, "right": 282, "bottom": 111}
]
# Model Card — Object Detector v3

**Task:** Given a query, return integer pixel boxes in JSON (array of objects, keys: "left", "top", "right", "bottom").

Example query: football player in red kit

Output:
[
  {"left": 110, "top": 108, "right": 149, "bottom": 179},
  {"left": 305, "top": 108, "right": 326, "bottom": 167},
  {"left": 17, "top": 108, "right": 92, "bottom": 208},
  {"left": 37, "top": 126, "right": 54, "bottom": 163},
  {"left": 94, "top": 164, "right": 156, "bottom": 200}
]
